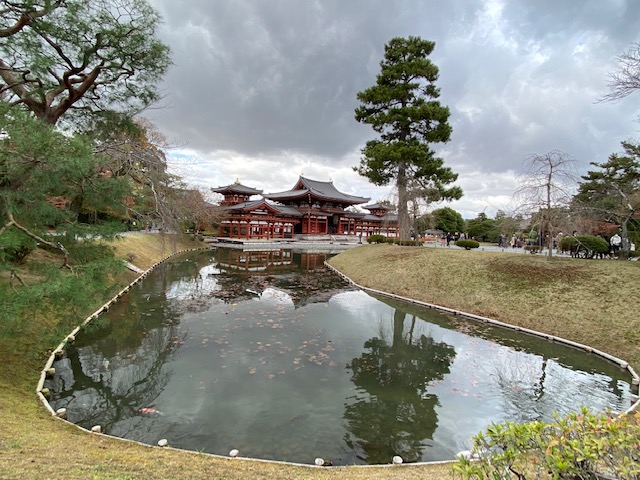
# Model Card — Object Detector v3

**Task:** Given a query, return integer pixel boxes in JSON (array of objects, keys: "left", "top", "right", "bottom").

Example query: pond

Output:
[{"left": 47, "top": 248, "right": 634, "bottom": 466}]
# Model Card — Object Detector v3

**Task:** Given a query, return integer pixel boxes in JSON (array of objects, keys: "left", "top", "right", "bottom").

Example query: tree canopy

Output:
[
  {"left": 466, "top": 212, "right": 499, "bottom": 242},
  {"left": 575, "top": 141, "right": 640, "bottom": 258},
  {"left": 354, "top": 36, "right": 462, "bottom": 238},
  {"left": 431, "top": 207, "right": 464, "bottom": 234},
  {"left": 0, "top": 1, "right": 179, "bottom": 267},
  {"left": 0, "top": 0, "right": 171, "bottom": 125},
  {"left": 0, "top": 101, "right": 130, "bottom": 265},
  {"left": 601, "top": 42, "right": 640, "bottom": 102}
]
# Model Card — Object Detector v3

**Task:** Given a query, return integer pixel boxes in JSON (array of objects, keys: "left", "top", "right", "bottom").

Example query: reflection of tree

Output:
[
  {"left": 344, "top": 309, "right": 456, "bottom": 464},
  {"left": 47, "top": 255, "right": 198, "bottom": 437},
  {"left": 50, "top": 323, "right": 183, "bottom": 438}
]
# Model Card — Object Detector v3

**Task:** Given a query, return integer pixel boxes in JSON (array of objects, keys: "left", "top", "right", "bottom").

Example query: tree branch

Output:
[
  {"left": 0, "top": 1, "right": 65, "bottom": 38},
  {"left": 4, "top": 211, "right": 71, "bottom": 268}
]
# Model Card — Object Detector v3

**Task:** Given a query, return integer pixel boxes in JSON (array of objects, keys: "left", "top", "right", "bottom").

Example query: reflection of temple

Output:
[
  {"left": 215, "top": 248, "right": 293, "bottom": 272},
  {"left": 212, "top": 176, "right": 398, "bottom": 240},
  {"left": 214, "top": 248, "right": 329, "bottom": 272},
  {"left": 212, "top": 248, "right": 354, "bottom": 307}
]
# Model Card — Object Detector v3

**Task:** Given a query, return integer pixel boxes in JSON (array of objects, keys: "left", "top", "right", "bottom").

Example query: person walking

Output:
[{"left": 610, "top": 232, "right": 622, "bottom": 255}]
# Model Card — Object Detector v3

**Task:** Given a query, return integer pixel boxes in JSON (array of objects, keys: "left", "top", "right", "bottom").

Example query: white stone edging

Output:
[{"left": 324, "top": 262, "right": 640, "bottom": 415}]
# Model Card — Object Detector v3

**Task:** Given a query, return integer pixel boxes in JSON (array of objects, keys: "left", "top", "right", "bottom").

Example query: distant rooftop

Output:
[{"left": 211, "top": 182, "right": 263, "bottom": 195}]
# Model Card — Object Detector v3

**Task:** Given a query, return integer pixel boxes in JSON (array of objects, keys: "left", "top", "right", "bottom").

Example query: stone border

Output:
[{"left": 324, "top": 262, "right": 640, "bottom": 415}]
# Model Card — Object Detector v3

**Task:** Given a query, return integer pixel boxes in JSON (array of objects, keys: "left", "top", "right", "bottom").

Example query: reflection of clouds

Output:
[
  {"left": 166, "top": 264, "right": 221, "bottom": 299},
  {"left": 329, "top": 291, "right": 380, "bottom": 316},
  {"left": 260, "top": 287, "right": 294, "bottom": 306},
  {"left": 485, "top": 346, "right": 628, "bottom": 422}
]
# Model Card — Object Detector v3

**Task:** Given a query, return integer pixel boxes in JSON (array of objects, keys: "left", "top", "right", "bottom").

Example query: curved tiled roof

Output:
[
  {"left": 363, "top": 203, "right": 394, "bottom": 211},
  {"left": 263, "top": 177, "right": 369, "bottom": 205},
  {"left": 212, "top": 183, "right": 263, "bottom": 195},
  {"left": 223, "top": 199, "right": 302, "bottom": 217}
]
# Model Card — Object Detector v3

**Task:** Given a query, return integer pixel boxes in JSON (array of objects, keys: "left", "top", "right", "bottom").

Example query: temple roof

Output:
[
  {"left": 263, "top": 177, "right": 369, "bottom": 205},
  {"left": 361, "top": 213, "right": 398, "bottom": 222},
  {"left": 223, "top": 199, "right": 302, "bottom": 217},
  {"left": 211, "top": 183, "right": 263, "bottom": 195},
  {"left": 363, "top": 203, "right": 394, "bottom": 211}
]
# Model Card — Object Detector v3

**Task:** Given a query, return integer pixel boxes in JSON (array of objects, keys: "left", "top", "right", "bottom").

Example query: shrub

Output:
[
  {"left": 385, "top": 238, "right": 422, "bottom": 246},
  {"left": 455, "top": 239, "right": 480, "bottom": 250},
  {"left": 454, "top": 408, "right": 640, "bottom": 480},
  {"left": 559, "top": 235, "right": 609, "bottom": 256},
  {"left": 366, "top": 234, "right": 386, "bottom": 244},
  {"left": 575, "top": 235, "right": 609, "bottom": 254},
  {"left": 559, "top": 235, "right": 578, "bottom": 252},
  {"left": 523, "top": 244, "right": 541, "bottom": 254}
]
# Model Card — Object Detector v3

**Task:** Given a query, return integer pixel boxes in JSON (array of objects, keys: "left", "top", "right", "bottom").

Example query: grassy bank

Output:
[
  {"left": 328, "top": 244, "right": 640, "bottom": 373},
  {"left": 0, "top": 235, "right": 451, "bottom": 480}
]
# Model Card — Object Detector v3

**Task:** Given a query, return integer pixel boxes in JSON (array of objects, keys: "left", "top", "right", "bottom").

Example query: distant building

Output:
[{"left": 212, "top": 176, "right": 398, "bottom": 240}]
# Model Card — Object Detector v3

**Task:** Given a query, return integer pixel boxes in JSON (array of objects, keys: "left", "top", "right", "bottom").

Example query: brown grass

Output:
[
  {"left": 329, "top": 244, "right": 640, "bottom": 372},
  {"left": 0, "top": 235, "right": 453, "bottom": 480},
  {"left": 107, "top": 232, "right": 199, "bottom": 270}
]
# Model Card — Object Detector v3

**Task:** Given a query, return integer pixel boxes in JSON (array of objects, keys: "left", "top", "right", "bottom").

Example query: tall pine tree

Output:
[{"left": 355, "top": 36, "right": 462, "bottom": 239}]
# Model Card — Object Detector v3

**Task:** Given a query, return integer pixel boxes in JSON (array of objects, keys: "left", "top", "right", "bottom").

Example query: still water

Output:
[{"left": 48, "top": 248, "right": 634, "bottom": 465}]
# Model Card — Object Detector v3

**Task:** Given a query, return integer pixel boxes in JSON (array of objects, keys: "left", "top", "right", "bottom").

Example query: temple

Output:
[{"left": 212, "top": 176, "right": 398, "bottom": 240}]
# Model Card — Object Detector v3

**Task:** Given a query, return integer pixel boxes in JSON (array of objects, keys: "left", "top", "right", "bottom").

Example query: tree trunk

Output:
[
  {"left": 397, "top": 163, "right": 411, "bottom": 239},
  {"left": 620, "top": 221, "right": 630, "bottom": 260}
]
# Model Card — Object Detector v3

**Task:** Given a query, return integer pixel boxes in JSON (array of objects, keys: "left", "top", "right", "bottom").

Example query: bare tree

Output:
[
  {"left": 600, "top": 42, "right": 640, "bottom": 102},
  {"left": 514, "top": 150, "right": 579, "bottom": 258}
]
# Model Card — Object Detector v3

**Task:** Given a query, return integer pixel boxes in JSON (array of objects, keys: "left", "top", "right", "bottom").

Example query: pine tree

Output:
[{"left": 355, "top": 36, "right": 462, "bottom": 239}]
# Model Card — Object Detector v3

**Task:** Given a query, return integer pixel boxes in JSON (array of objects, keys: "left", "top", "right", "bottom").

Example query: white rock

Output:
[
  {"left": 392, "top": 455, "right": 403, "bottom": 464},
  {"left": 314, "top": 458, "right": 325, "bottom": 466},
  {"left": 229, "top": 449, "right": 239, "bottom": 458},
  {"left": 456, "top": 450, "right": 473, "bottom": 459},
  {"left": 158, "top": 439, "right": 168, "bottom": 447},
  {"left": 55, "top": 408, "right": 67, "bottom": 418},
  {"left": 91, "top": 425, "right": 101, "bottom": 433}
]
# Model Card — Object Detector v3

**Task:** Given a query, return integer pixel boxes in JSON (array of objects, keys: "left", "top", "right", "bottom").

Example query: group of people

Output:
[
  {"left": 440, "top": 231, "right": 465, "bottom": 246},
  {"left": 497, "top": 230, "right": 635, "bottom": 255}
]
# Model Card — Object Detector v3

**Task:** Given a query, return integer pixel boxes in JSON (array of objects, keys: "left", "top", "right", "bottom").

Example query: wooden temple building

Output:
[{"left": 212, "top": 176, "right": 398, "bottom": 240}]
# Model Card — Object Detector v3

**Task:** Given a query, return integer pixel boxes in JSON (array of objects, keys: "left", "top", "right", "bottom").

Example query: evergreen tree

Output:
[
  {"left": 466, "top": 212, "right": 499, "bottom": 242},
  {"left": 0, "top": 0, "right": 171, "bottom": 126},
  {"left": 0, "top": 103, "right": 129, "bottom": 267},
  {"left": 575, "top": 141, "right": 640, "bottom": 259},
  {"left": 432, "top": 207, "right": 464, "bottom": 234},
  {"left": 355, "top": 36, "right": 462, "bottom": 239}
]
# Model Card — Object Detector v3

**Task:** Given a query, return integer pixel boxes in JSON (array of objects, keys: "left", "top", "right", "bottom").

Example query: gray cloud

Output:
[{"left": 146, "top": 0, "right": 640, "bottom": 217}]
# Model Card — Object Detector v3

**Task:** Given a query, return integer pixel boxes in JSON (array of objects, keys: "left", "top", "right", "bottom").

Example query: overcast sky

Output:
[{"left": 145, "top": 0, "right": 640, "bottom": 219}]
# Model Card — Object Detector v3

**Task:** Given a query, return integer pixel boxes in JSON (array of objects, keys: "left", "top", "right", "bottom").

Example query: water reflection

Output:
[
  {"left": 345, "top": 309, "right": 456, "bottom": 463},
  {"left": 46, "top": 248, "right": 635, "bottom": 465}
]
